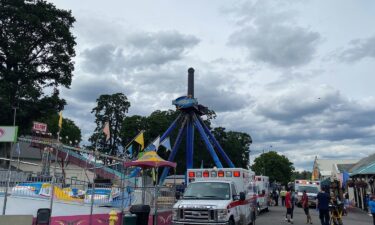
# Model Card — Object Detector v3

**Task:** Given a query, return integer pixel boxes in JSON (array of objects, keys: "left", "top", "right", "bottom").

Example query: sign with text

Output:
[
  {"left": 33, "top": 122, "right": 47, "bottom": 132},
  {"left": 0, "top": 126, "right": 18, "bottom": 142}
]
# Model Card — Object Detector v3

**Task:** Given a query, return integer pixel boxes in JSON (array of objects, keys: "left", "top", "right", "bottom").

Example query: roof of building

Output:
[
  {"left": 337, "top": 164, "right": 355, "bottom": 173},
  {"left": 349, "top": 153, "right": 375, "bottom": 172},
  {"left": 351, "top": 163, "right": 375, "bottom": 175},
  {"left": 316, "top": 159, "right": 358, "bottom": 172},
  {"left": 349, "top": 153, "right": 375, "bottom": 175}
]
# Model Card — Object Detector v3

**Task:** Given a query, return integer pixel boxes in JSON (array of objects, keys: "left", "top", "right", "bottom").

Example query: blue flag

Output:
[
  {"left": 161, "top": 137, "right": 172, "bottom": 151},
  {"left": 127, "top": 145, "right": 133, "bottom": 158},
  {"left": 342, "top": 171, "right": 350, "bottom": 188}
]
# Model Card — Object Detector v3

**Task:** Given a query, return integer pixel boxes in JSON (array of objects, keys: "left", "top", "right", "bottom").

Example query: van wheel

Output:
[
  {"left": 228, "top": 218, "right": 235, "bottom": 225},
  {"left": 265, "top": 207, "right": 269, "bottom": 212}
]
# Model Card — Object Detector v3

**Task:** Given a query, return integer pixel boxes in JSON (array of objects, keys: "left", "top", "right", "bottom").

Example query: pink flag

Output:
[{"left": 103, "top": 122, "right": 110, "bottom": 141}]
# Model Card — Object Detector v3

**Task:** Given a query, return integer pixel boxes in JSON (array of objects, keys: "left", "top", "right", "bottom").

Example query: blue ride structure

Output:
[{"left": 158, "top": 68, "right": 235, "bottom": 184}]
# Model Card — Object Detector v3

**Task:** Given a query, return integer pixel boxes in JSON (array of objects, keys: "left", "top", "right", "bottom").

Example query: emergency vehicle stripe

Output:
[{"left": 227, "top": 196, "right": 257, "bottom": 209}]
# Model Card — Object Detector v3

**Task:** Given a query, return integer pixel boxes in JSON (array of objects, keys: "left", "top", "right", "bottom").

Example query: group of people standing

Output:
[
  {"left": 270, "top": 185, "right": 375, "bottom": 225},
  {"left": 271, "top": 187, "right": 303, "bottom": 224}
]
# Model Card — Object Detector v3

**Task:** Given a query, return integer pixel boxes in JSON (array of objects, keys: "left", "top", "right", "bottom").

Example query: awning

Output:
[{"left": 124, "top": 151, "right": 176, "bottom": 168}]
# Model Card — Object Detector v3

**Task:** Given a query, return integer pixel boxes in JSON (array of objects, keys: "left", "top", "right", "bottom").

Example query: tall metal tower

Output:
[{"left": 158, "top": 68, "right": 234, "bottom": 183}]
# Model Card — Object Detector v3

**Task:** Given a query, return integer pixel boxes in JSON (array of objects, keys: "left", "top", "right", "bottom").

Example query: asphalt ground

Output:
[{"left": 256, "top": 204, "right": 373, "bottom": 225}]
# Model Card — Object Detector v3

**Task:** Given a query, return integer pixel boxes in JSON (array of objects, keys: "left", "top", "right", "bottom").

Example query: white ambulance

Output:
[
  {"left": 172, "top": 168, "right": 257, "bottom": 225},
  {"left": 294, "top": 180, "right": 321, "bottom": 207},
  {"left": 254, "top": 176, "right": 270, "bottom": 213}
]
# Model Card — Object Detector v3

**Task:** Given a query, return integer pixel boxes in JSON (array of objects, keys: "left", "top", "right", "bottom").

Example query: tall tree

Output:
[
  {"left": 251, "top": 151, "right": 294, "bottom": 185},
  {"left": 0, "top": 0, "right": 76, "bottom": 164},
  {"left": 212, "top": 127, "right": 252, "bottom": 168},
  {"left": 89, "top": 93, "right": 130, "bottom": 159}
]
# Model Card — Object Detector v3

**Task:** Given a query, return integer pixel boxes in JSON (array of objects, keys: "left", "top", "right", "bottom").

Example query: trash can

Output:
[
  {"left": 123, "top": 214, "right": 137, "bottom": 225},
  {"left": 129, "top": 205, "right": 151, "bottom": 225}
]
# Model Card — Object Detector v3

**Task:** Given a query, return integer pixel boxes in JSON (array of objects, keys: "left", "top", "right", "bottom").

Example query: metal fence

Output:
[{"left": 0, "top": 170, "right": 177, "bottom": 212}]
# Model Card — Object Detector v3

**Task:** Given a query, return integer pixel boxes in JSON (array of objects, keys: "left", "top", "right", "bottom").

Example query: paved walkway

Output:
[{"left": 256, "top": 205, "right": 373, "bottom": 225}]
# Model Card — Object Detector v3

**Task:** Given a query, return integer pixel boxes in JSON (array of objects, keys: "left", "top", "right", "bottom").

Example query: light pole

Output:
[{"left": 2, "top": 97, "right": 19, "bottom": 215}]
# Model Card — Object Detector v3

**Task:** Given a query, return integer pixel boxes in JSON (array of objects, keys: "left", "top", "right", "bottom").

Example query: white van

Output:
[{"left": 172, "top": 168, "right": 257, "bottom": 225}]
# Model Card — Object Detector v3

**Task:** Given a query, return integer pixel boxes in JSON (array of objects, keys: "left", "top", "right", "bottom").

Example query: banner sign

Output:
[
  {"left": 33, "top": 121, "right": 47, "bottom": 132},
  {"left": 0, "top": 126, "right": 18, "bottom": 142}
]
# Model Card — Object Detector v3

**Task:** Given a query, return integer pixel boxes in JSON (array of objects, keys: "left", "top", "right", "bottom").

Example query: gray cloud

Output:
[
  {"left": 255, "top": 85, "right": 341, "bottom": 123},
  {"left": 229, "top": 24, "right": 320, "bottom": 68},
  {"left": 81, "top": 44, "right": 125, "bottom": 75},
  {"left": 196, "top": 83, "right": 252, "bottom": 112},
  {"left": 227, "top": 1, "right": 320, "bottom": 68},
  {"left": 339, "top": 35, "right": 375, "bottom": 62},
  {"left": 62, "top": 75, "right": 132, "bottom": 102},
  {"left": 80, "top": 31, "right": 199, "bottom": 74}
]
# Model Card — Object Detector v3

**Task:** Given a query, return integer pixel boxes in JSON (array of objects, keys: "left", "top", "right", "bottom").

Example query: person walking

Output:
[
  {"left": 302, "top": 190, "right": 312, "bottom": 224},
  {"left": 316, "top": 186, "right": 330, "bottom": 225},
  {"left": 274, "top": 189, "right": 279, "bottom": 206},
  {"left": 285, "top": 188, "right": 293, "bottom": 224},
  {"left": 369, "top": 195, "right": 375, "bottom": 225},
  {"left": 281, "top": 188, "right": 286, "bottom": 206}
]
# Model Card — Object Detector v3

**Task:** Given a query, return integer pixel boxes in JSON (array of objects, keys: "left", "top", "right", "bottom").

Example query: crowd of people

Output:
[{"left": 267, "top": 185, "right": 375, "bottom": 225}]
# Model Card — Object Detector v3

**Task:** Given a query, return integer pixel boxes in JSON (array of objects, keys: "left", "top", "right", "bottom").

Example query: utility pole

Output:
[{"left": 2, "top": 106, "right": 18, "bottom": 215}]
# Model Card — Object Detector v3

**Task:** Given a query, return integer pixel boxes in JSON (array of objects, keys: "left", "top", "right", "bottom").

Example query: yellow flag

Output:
[
  {"left": 58, "top": 112, "right": 63, "bottom": 129},
  {"left": 134, "top": 132, "right": 144, "bottom": 150}
]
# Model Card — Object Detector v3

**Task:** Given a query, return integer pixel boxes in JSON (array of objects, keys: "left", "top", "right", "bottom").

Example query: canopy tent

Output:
[
  {"left": 124, "top": 151, "right": 176, "bottom": 168},
  {"left": 123, "top": 151, "right": 177, "bottom": 225}
]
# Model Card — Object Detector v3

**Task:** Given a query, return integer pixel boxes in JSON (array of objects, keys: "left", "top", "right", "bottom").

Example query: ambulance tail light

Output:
[
  {"left": 203, "top": 171, "right": 210, "bottom": 177},
  {"left": 188, "top": 172, "right": 195, "bottom": 178},
  {"left": 309, "top": 182, "right": 313, "bottom": 184},
  {"left": 316, "top": 182, "right": 320, "bottom": 185},
  {"left": 218, "top": 171, "right": 224, "bottom": 177},
  {"left": 233, "top": 171, "right": 241, "bottom": 177},
  {"left": 295, "top": 181, "right": 299, "bottom": 184}
]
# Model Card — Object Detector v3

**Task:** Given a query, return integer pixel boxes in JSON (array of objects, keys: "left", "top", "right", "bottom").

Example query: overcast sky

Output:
[{"left": 50, "top": 0, "right": 375, "bottom": 171}]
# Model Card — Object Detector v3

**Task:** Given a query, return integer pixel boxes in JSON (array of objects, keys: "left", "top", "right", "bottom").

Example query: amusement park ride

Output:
[
  {"left": 15, "top": 68, "right": 239, "bottom": 184},
  {"left": 158, "top": 68, "right": 236, "bottom": 184}
]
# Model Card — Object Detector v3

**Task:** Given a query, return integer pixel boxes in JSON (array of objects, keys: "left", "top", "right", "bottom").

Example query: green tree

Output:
[
  {"left": 121, "top": 110, "right": 180, "bottom": 158},
  {"left": 89, "top": 93, "right": 131, "bottom": 159},
  {"left": 39, "top": 113, "right": 82, "bottom": 145},
  {"left": 121, "top": 110, "right": 251, "bottom": 174},
  {"left": 0, "top": 0, "right": 76, "bottom": 131},
  {"left": 291, "top": 170, "right": 312, "bottom": 181},
  {"left": 212, "top": 127, "right": 251, "bottom": 168},
  {"left": 251, "top": 151, "right": 294, "bottom": 185}
]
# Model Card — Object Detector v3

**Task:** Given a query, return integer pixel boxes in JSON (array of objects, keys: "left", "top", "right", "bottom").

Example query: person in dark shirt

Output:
[
  {"left": 316, "top": 186, "right": 330, "bottom": 225},
  {"left": 273, "top": 189, "right": 279, "bottom": 206}
]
